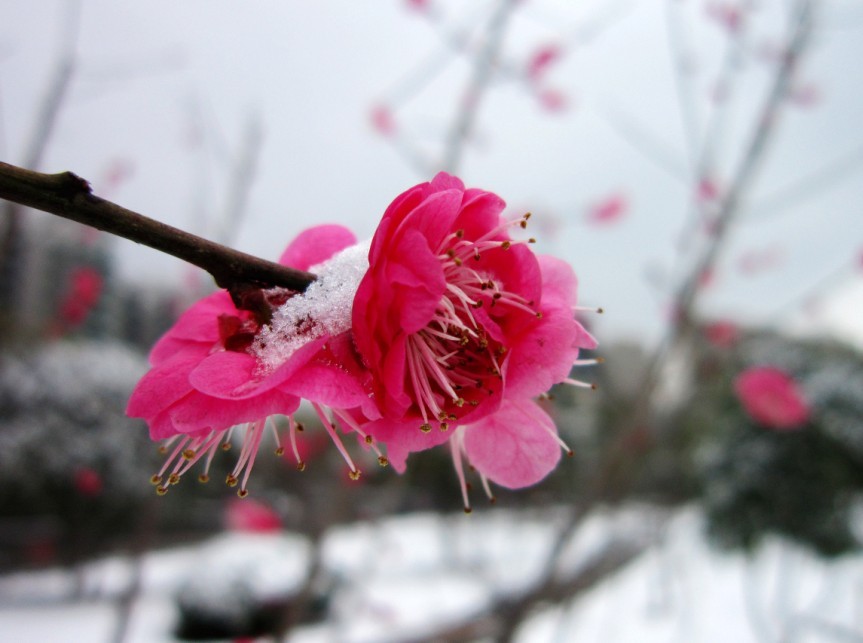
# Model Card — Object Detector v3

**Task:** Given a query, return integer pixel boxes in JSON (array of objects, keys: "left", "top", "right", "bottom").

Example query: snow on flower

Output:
[
  {"left": 734, "top": 366, "right": 810, "bottom": 430},
  {"left": 127, "top": 225, "right": 376, "bottom": 496},
  {"left": 352, "top": 172, "right": 597, "bottom": 510}
]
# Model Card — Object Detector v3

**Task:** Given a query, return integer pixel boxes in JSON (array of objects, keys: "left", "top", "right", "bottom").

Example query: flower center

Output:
[{"left": 406, "top": 215, "right": 540, "bottom": 432}]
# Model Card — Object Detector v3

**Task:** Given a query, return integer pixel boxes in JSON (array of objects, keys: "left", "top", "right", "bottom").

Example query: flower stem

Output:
[{"left": 0, "top": 162, "right": 316, "bottom": 305}]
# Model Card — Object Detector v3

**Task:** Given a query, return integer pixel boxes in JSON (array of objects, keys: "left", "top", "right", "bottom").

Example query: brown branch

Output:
[{"left": 0, "top": 162, "right": 316, "bottom": 307}]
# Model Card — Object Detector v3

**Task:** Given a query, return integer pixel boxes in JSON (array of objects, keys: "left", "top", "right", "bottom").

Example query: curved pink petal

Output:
[
  {"left": 190, "top": 337, "right": 327, "bottom": 400},
  {"left": 169, "top": 389, "right": 300, "bottom": 433},
  {"left": 463, "top": 398, "right": 561, "bottom": 488},
  {"left": 126, "top": 349, "right": 208, "bottom": 418},
  {"left": 149, "top": 291, "right": 235, "bottom": 365},
  {"left": 366, "top": 418, "right": 453, "bottom": 473},
  {"left": 278, "top": 224, "right": 358, "bottom": 271},
  {"left": 537, "top": 255, "right": 578, "bottom": 310},
  {"left": 505, "top": 307, "right": 582, "bottom": 398}
]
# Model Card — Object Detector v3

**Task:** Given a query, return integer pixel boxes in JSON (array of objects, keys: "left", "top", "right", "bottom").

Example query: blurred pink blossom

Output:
[
  {"left": 370, "top": 104, "right": 397, "bottom": 137},
  {"left": 586, "top": 192, "right": 628, "bottom": 225},
  {"left": 734, "top": 366, "right": 810, "bottom": 429},
  {"left": 57, "top": 266, "right": 103, "bottom": 331},
  {"left": 704, "top": 320, "right": 740, "bottom": 348},
  {"left": 526, "top": 44, "right": 562, "bottom": 81},
  {"left": 738, "top": 245, "right": 784, "bottom": 275},
  {"left": 536, "top": 88, "right": 568, "bottom": 113},
  {"left": 224, "top": 497, "right": 282, "bottom": 533},
  {"left": 73, "top": 467, "right": 104, "bottom": 497},
  {"left": 705, "top": 2, "right": 743, "bottom": 33}
]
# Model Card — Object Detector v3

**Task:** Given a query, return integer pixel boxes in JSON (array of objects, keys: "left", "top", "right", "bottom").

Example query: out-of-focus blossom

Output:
[
  {"left": 224, "top": 497, "right": 282, "bottom": 533},
  {"left": 370, "top": 104, "right": 397, "bottom": 137},
  {"left": 73, "top": 467, "right": 104, "bottom": 497},
  {"left": 706, "top": 2, "right": 743, "bottom": 34},
  {"left": 697, "top": 176, "right": 721, "bottom": 203},
  {"left": 738, "top": 245, "right": 784, "bottom": 275},
  {"left": 405, "top": 0, "right": 430, "bottom": 13},
  {"left": 734, "top": 366, "right": 810, "bottom": 429},
  {"left": 536, "top": 88, "right": 568, "bottom": 113},
  {"left": 353, "top": 172, "right": 596, "bottom": 508},
  {"left": 57, "top": 266, "right": 104, "bottom": 331},
  {"left": 526, "top": 44, "right": 562, "bottom": 81},
  {"left": 788, "top": 82, "right": 821, "bottom": 108},
  {"left": 704, "top": 320, "right": 740, "bottom": 348},
  {"left": 585, "top": 192, "right": 628, "bottom": 226}
]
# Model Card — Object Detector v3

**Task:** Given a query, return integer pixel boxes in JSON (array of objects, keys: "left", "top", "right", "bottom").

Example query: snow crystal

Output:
[{"left": 252, "top": 240, "right": 370, "bottom": 374}]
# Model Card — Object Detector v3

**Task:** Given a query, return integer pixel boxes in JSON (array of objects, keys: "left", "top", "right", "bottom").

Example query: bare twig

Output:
[
  {"left": 0, "top": 162, "right": 316, "bottom": 308},
  {"left": 402, "top": 539, "right": 648, "bottom": 643},
  {"left": 442, "top": 0, "right": 518, "bottom": 173}
]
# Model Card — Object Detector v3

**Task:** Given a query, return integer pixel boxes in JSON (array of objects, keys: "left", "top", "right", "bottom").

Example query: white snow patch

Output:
[{"left": 253, "top": 241, "right": 370, "bottom": 374}]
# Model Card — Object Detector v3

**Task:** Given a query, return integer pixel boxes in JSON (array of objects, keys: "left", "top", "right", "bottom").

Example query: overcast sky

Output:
[{"left": 2, "top": 0, "right": 862, "bottom": 347}]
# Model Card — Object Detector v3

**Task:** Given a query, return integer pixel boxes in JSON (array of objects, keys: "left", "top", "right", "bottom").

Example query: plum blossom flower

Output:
[
  {"left": 352, "top": 172, "right": 597, "bottom": 509},
  {"left": 734, "top": 366, "right": 810, "bottom": 430},
  {"left": 127, "top": 225, "right": 375, "bottom": 496}
]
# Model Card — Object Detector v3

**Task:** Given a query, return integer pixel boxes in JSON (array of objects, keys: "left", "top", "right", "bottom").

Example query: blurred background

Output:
[{"left": 1, "top": 0, "right": 862, "bottom": 641}]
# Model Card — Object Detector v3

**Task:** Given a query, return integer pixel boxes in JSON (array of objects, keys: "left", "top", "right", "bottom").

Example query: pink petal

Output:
[
  {"left": 366, "top": 418, "right": 452, "bottom": 473},
  {"left": 149, "top": 291, "right": 235, "bottom": 365},
  {"left": 169, "top": 389, "right": 299, "bottom": 433},
  {"left": 505, "top": 306, "right": 582, "bottom": 398},
  {"left": 463, "top": 399, "right": 561, "bottom": 488},
  {"left": 387, "top": 229, "right": 447, "bottom": 333},
  {"left": 126, "top": 350, "right": 205, "bottom": 418},
  {"left": 190, "top": 338, "right": 326, "bottom": 400},
  {"left": 278, "top": 224, "right": 358, "bottom": 271},
  {"left": 537, "top": 255, "right": 578, "bottom": 309}
]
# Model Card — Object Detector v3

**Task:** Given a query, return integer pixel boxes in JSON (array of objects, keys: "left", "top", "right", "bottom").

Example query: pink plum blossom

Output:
[
  {"left": 527, "top": 44, "right": 562, "bottom": 81},
  {"left": 127, "top": 225, "right": 373, "bottom": 496},
  {"left": 734, "top": 366, "right": 810, "bottom": 430},
  {"left": 352, "top": 172, "right": 596, "bottom": 508},
  {"left": 585, "top": 192, "right": 628, "bottom": 226},
  {"left": 224, "top": 497, "right": 282, "bottom": 533},
  {"left": 704, "top": 320, "right": 740, "bottom": 348},
  {"left": 57, "top": 266, "right": 103, "bottom": 331}
]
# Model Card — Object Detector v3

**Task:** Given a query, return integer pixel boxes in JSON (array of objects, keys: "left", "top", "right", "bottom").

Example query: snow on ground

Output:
[{"left": 0, "top": 506, "right": 860, "bottom": 643}]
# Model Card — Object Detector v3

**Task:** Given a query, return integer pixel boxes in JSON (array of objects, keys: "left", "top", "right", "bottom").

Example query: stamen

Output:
[
  {"left": 479, "top": 472, "right": 496, "bottom": 504},
  {"left": 288, "top": 416, "right": 303, "bottom": 468},
  {"left": 574, "top": 305, "right": 604, "bottom": 314},
  {"left": 312, "top": 403, "right": 359, "bottom": 475},
  {"left": 573, "top": 357, "right": 604, "bottom": 366},
  {"left": 450, "top": 431, "right": 471, "bottom": 514},
  {"left": 563, "top": 377, "right": 597, "bottom": 390}
]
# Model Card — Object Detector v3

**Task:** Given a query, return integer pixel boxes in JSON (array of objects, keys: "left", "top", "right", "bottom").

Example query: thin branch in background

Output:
[
  {"left": 665, "top": 0, "right": 702, "bottom": 170},
  {"left": 744, "top": 142, "right": 863, "bottom": 221},
  {"left": 673, "top": 2, "right": 755, "bottom": 252},
  {"left": 599, "top": 103, "right": 689, "bottom": 181},
  {"left": 0, "top": 0, "right": 82, "bottom": 338},
  {"left": 442, "top": 0, "right": 518, "bottom": 173},
  {"left": 215, "top": 112, "right": 263, "bottom": 245}
]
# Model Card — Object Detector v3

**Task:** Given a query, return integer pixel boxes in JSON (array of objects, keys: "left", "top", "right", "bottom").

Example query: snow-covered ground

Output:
[{"left": 0, "top": 506, "right": 860, "bottom": 643}]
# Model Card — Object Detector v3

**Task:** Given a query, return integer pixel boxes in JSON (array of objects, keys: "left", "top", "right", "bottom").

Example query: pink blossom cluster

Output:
[{"left": 127, "top": 173, "right": 597, "bottom": 509}]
